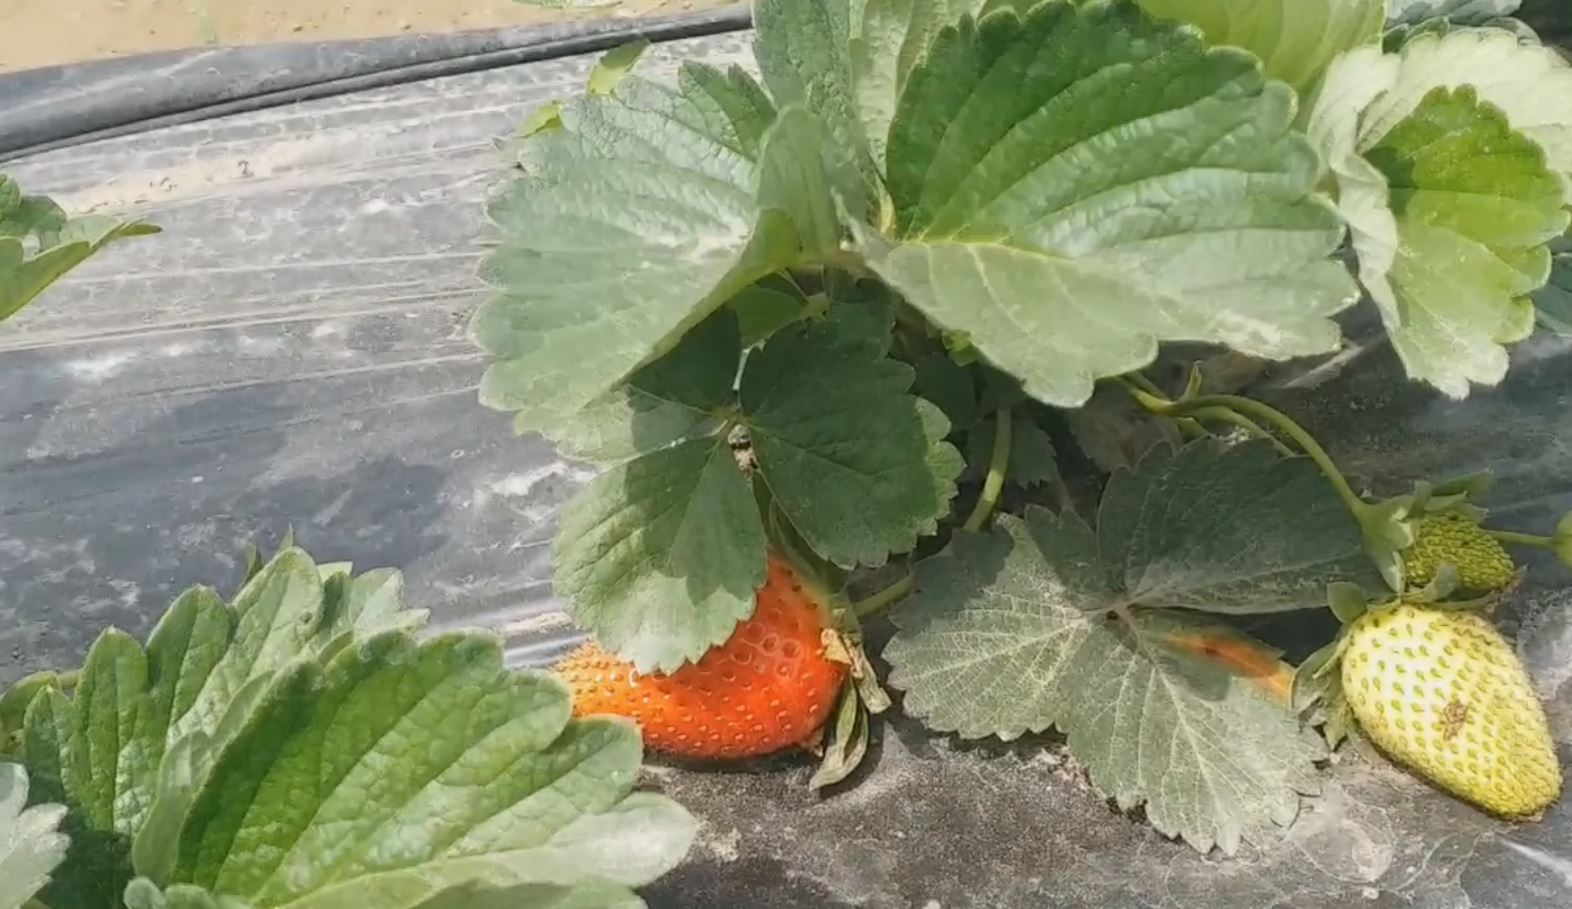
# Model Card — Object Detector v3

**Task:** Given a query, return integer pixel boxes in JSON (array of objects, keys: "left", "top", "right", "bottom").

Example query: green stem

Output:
[
  {"left": 964, "top": 409, "right": 1013, "bottom": 533},
  {"left": 1487, "top": 529, "right": 1556, "bottom": 549},
  {"left": 1118, "top": 381, "right": 1369, "bottom": 519},
  {"left": 1128, "top": 372, "right": 1167, "bottom": 397},
  {"left": 1190, "top": 406, "right": 1297, "bottom": 457},
  {"left": 853, "top": 571, "right": 915, "bottom": 620}
]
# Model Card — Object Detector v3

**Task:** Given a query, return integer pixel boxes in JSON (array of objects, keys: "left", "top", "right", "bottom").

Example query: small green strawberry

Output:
[
  {"left": 1340, "top": 604, "right": 1560, "bottom": 818},
  {"left": 1404, "top": 512, "right": 1515, "bottom": 593}
]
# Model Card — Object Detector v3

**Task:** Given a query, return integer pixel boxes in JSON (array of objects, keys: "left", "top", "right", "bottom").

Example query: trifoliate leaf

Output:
[
  {"left": 740, "top": 305, "right": 963, "bottom": 567},
  {"left": 884, "top": 513, "right": 1325, "bottom": 854},
  {"left": 0, "top": 763, "right": 69, "bottom": 909},
  {"left": 850, "top": 0, "right": 1033, "bottom": 164},
  {"left": 551, "top": 309, "right": 742, "bottom": 464},
  {"left": 471, "top": 73, "right": 835, "bottom": 436},
  {"left": 753, "top": 0, "right": 876, "bottom": 210},
  {"left": 553, "top": 437, "right": 768, "bottom": 673},
  {"left": 859, "top": 1, "right": 1357, "bottom": 408},
  {"left": 1534, "top": 231, "right": 1572, "bottom": 335},
  {"left": 1133, "top": 0, "right": 1385, "bottom": 95},
  {"left": 161, "top": 632, "right": 695, "bottom": 908},
  {"left": 587, "top": 39, "right": 650, "bottom": 95},
  {"left": 1357, "top": 28, "right": 1572, "bottom": 190},
  {"left": 1310, "top": 65, "right": 1569, "bottom": 396}
]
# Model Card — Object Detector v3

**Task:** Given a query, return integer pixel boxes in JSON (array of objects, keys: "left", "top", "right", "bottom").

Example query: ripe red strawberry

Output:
[{"left": 555, "top": 554, "right": 848, "bottom": 760}]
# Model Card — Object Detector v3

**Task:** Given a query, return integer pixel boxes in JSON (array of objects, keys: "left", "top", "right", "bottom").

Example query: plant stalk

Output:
[
  {"left": 1119, "top": 381, "right": 1369, "bottom": 519},
  {"left": 1189, "top": 406, "right": 1297, "bottom": 458},
  {"left": 853, "top": 571, "right": 915, "bottom": 620},
  {"left": 964, "top": 410, "right": 1013, "bottom": 533}
]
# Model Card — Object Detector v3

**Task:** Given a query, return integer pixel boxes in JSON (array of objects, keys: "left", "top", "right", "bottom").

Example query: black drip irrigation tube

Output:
[{"left": 0, "top": 4, "right": 753, "bottom": 164}]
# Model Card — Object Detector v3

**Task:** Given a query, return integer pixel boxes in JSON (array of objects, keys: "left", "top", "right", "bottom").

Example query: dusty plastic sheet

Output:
[
  {"left": 0, "top": 4, "right": 752, "bottom": 161},
  {"left": 1, "top": 22, "right": 1570, "bottom": 909}
]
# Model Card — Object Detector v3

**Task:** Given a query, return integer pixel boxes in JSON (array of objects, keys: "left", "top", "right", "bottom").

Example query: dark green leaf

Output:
[
  {"left": 676, "top": 63, "right": 778, "bottom": 160},
  {"left": 164, "top": 632, "right": 694, "bottom": 907},
  {"left": 553, "top": 437, "right": 767, "bottom": 673},
  {"left": 753, "top": 0, "right": 876, "bottom": 210},
  {"left": 850, "top": 0, "right": 1034, "bottom": 163},
  {"left": 861, "top": 1, "right": 1357, "bottom": 408},
  {"left": 741, "top": 305, "right": 962, "bottom": 567},
  {"left": 552, "top": 309, "right": 742, "bottom": 463},
  {"left": 472, "top": 79, "right": 834, "bottom": 437},
  {"left": 730, "top": 275, "right": 811, "bottom": 347},
  {"left": 911, "top": 350, "right": 977, "bottom": 431},
  {"left": 1097, "top": 440, "right": 1381, "bottom": 614},
  {"left": 885, "top": 513, "right": 1325, "bottom": 854}
]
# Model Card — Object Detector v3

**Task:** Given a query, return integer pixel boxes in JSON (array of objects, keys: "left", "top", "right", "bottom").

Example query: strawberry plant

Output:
[
  {"left": 471, "top": 0, "right": 1572, "bottom": 854},
  {"left": 0, "top": 545, "right": 696, "bottom": 909},
  {"left": 0, "top": 175, "right": 158, "bottom": 324}
]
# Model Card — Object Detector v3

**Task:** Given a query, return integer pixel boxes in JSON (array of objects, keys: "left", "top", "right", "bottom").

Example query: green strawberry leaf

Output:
[
  {"left": 858, "top": 1, "right": 1357, "bottom": 408},
  {"left": 1, "top": 671, "right": 62, "bottom": 756},
  {"left": 729, "top": 275, "right": 813, "bottom": 347},
  {"left": 160, "top": 632, "right": 694, "bottom": 908},
  {"left": 471, "top": 71, "right": 835, "bottom": 437},
  {"left": 553, "top": 436, "right": 767, "bottom": 674},
  {"left": 0, "top": 175, "right": 68, "bottom": 243},
  {"left": 1132, "top": 0, "right": 1385, "bottom": 95},
  {"left": 1, "top": 198, "right": 160, "bottom": 322},
  {"left": 0, "top": 764, "right": 70, "bottom": 909},
  {"left": 740, "top": 305, "right": 963, "bottom": 567},
  {"left": 676, "top": 63, "right": 779, "bottom": 161},
  {"left": 1356, "top": 29, "right": 1572, "bottom": 189},
  {"left": 16, "top": 551, "right": 428, "bottom": 908},
  {"left": 850, "top": 0, "right": 1033, "bottom": 165},
  {"left": 753, "top": 0, "right": 876, "bottom": 211},
  {"left": 910, "top": 350, "right": 978, "bottom": 432},
  {"left": 1308, "top": 45, "right": 1569, "bottom": 396},
  {"left": 1534, "top": 231, "right": 1572, "bottom": 334},
  {"left": 884, "top": 512, "right": 1326, "bottom": 855},
  {"left": 551, "top": 309, "right": 742, "bottom": 464},
  {"left": 587, "top": 39, "right": 650, "bottom": 95},
  {"left": 1094, "top": 440, "right": 1382, "bottom": 613}
]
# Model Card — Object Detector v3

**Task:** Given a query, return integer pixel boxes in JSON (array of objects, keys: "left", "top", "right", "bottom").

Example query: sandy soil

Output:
[{"left": 4, "top": 0, "right": 736, "bottom": 73}]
